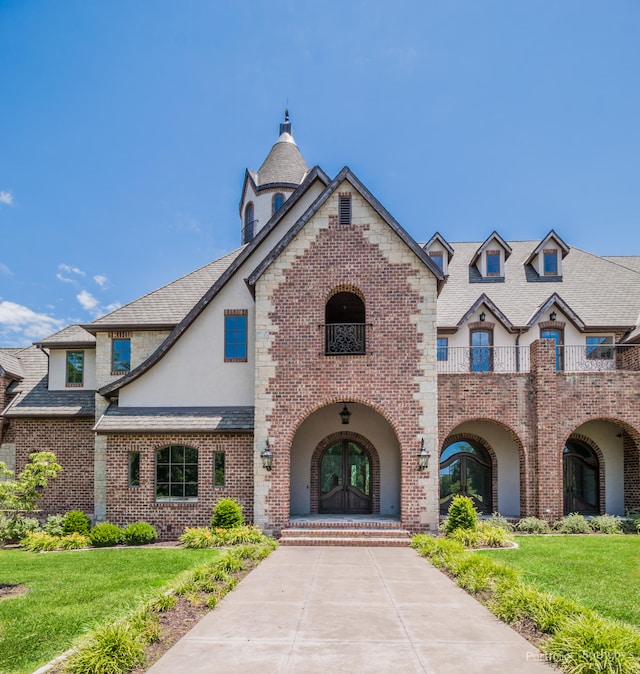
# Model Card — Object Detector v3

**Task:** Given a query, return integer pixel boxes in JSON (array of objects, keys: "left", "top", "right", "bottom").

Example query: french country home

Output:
[{"left": 2, "top": 113, "right": 640, "bottom": 541}]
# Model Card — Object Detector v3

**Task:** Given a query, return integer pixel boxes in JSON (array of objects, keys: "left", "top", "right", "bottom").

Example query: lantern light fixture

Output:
[
  {"left": 417, "top": 438, "right": 431, "bottom": 471},
  {"left": 550, "top": 311, "right": 557, "bottom": 321},
  {"left": 339, "top": 403, "right": 352, "bottom": 425},
  {"left": 261, "top": 439, "right": 273, "bottom": 471},
  {"left": 479, "top": 311, "right": 486, "bottom": 322}
]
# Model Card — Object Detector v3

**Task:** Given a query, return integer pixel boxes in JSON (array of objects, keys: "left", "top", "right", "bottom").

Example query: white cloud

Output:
[
  {"left": 0, "top": 300, "right": 65, "bottom": 343},
  {"left": 57, "top": 263, "right": 86, "bottom": 283},
  {"left": 93, "top": 274, "right": 109, "bottom": 289},
  {"left": 0, "top": 263, "right": 11, "bottom": 275},
  {"left": 0, "top": 191, "right": 14, "bottom": 206},
  {"left": 77, "top": 290, "right": 99, "bottom": 311}
]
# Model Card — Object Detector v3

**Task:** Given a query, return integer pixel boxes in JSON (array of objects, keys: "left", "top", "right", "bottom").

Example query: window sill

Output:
[
  {"left": 155, "top": 498, "right": 198, "bottom": 505},
  {"left": 224, "top": 358, "right": 247, "bottom": 363},
  {"left": 111, "top": 370, "right": 130, "bottom": 376},
  {"left": 65, "top": 383, "right": 83, "bottom": 388}
]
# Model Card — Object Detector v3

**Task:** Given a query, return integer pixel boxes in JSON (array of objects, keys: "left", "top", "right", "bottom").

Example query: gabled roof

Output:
[
  {"left": 470, "top": 231, "right": 513, "bottom": 266},
  {"left": 424, "top": 232, "right": 455, "bottom": 261},
  {"left": 523, "top": 229, "right": 570, "bottom": 267},
  {"left": 526, "top": 293, "right": 585, "bottom": 331},
  {"left": 456, "top": 294, "right": 515, "bottom": 332},
  {"left": 1, "top": 346, "right": 94, "bottom": 418},
  {"left": 36, "top": 325, "right": 96, "bottom": 349},
  {"left": 94, "top": 405, "right": 254, "bottom": 434},
  {"left": 84, "top": 248, "right": 245, "bottom": 332},
  {"left": 99, "top": 166, "right": 331, "bottom": 397},
  {"left": 0, "top": 348, "right": 23, "bottom": 380},
  {"left": 436, "top": 240, "right": 640, "bottom": 330},
  {"left": 247, "top": 166, "right": 446, "bottom": 289}
]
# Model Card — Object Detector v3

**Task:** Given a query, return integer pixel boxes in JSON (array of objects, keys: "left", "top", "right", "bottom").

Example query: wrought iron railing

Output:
[
  {"left": 437, "top": 344, "right": 640, "bottom": 373},
  {"left": 324, "top": 323, "right": 366, "bottom": 355},
  {"left": 437, "top": 346, "right": 530, "bottom": 373}
]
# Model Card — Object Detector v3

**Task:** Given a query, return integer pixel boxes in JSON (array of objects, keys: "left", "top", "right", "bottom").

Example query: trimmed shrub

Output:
[
  {"left": 515, "top": 516, "right": 551, "bottom": 534},
  {"left": 0, "top": 515, "right": 40, "bottom": 543},
  {"left": 554, "top": 513, "right": 591, "bottom": 535},
  {"left": 43, "top": 514, "right": 65, "bottom": 537},
  {"left": 63, "top": 510, "right": 91, "bottom": 535},
  {"left": 89, "top": 523, "right": 123, "bottom": 548},
  {"left": 123, "top": 521, "right": 158, "bottom": 546},
  {"left": 444, "top": 495, "right": 478, "bottom": 535},
  {"left": 211, "top": 498, "right": 244, "bottom": 529},
  {"left": 590, "top": 514, "right": 623, "bottom": 535}
]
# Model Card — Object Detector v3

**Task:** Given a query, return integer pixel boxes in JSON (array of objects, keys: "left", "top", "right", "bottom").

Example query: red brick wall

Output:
[
  {"left": 3, "top": 417, "right": 95, "bottom": 516},
  {"left": 104, "top": 433, "right": 254, "bottom": 540},
  {"left": 259, "top": 213, "right": 436, "bottom": 533}
]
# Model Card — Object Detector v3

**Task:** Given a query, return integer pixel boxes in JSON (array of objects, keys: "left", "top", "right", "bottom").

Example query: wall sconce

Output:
[
  {"left": 261, "top": 439, "right": 273, "bottom": 471},
  {"left": 339, "top": 403, "right": 351, "bottom": 425},
  {"left": 550, "top": 311, "right": 557, "bottom": 321},
  {"left": 479, "top": 311, "right": 486, "bottom": 322},
  {"left": 417, "top": 438, "right": 431, "bottom": 470}
]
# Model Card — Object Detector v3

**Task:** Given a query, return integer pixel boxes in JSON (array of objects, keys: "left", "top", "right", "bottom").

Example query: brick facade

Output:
[
  {"left": 254, "top": 182, "right": 439, "bottom": 535},
  {"left": 104, "top": 432, "right": 254, "bottom": 540}
]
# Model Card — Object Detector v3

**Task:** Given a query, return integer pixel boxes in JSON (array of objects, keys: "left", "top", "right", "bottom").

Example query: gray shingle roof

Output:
[
  {"left": 436, "top": 240, "right": 640, "bottom": 329},
  {"left": 0, "top": 348, "right": 23, "bottom": 379},
  {"left": 94, "top": 405, "right": 254, "bottom": 433},
  {"left": 36, "top": 325, "right": 96, "bottom": 348},
  {"left": 256, "top": 133, "right": 308, "bottom": 187},
  {"left": 2, "top": 346, "right": 94, "bottom": 417},
  {"left": 86, "top": 248, "right": 244, "bottom": 330}
]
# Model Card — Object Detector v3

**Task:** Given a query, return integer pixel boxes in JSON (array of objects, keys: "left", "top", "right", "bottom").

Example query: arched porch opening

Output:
[{"left": 289, "top": 401, "right": 401, "bottom": 518}]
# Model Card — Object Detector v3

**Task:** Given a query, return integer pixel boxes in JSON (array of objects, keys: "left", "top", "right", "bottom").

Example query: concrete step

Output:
[
  {"left": 280, "top": 527, "right": 411, "bottom": 539},
  {"left": 279, "top": 522, "right": 413, "bottom": 547}
]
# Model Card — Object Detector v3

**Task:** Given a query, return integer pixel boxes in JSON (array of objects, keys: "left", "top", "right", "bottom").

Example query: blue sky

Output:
[{"left": 1, "top": 1, "right": 639, "bottom": 347}]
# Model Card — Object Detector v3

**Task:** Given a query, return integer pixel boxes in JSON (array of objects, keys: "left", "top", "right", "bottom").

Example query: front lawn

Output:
[
  {"left": 0, "top": 547, "right": 221, "bottom": 674},
  {"left": 480, "top": 535, "right": 640, "bottom": 625}
]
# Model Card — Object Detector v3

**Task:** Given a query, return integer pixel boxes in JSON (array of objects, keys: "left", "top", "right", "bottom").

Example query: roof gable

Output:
[
  {"left": 247, "top": 166, "right": 445, "bottom": 289},
  {"left": 471, "top": 231, "right": 513, "bottom": 267},
  {"left": 424, "top": 232, "right": 455, "bottom": 261},
  {"left": 524, "top": 229, "right": 571, "bottom": 267}
]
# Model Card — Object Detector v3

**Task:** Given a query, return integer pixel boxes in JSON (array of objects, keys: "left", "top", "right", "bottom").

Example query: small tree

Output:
[
  {"left": 445, "top": 495, "right": 478, "bottom": 536},
  {"left": 0, "top": 452, "right": 62, "bottom": 513}
]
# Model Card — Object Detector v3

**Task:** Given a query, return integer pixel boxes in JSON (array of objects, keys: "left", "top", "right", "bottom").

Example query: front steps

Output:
[{"left": 279, "top": 517, "right": 412, "bottom": 547}]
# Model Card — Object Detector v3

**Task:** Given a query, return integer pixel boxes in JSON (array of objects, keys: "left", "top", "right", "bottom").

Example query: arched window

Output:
[
  {"left": 563, "top": 441, "right": 599, "bottom": 515},
  {"left": 156, "top": 445, "right": 198, "bottom": 502},
  {"left": 324, "top": 291, "right": 366, "bottom": 355},
  {"left": 243, "top": 203, "right": 254, "bottom": 244},
  {"left": 440, "top": 440, "right": 492, "bottom": 514},
  {"left": 272, "top": 193, "right": 284, "bottom": 214}
]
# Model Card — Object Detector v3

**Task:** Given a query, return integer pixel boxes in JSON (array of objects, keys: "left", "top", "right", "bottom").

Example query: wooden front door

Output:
[{"left": 319, "top": 440, "right": 371, "bottom": 514}]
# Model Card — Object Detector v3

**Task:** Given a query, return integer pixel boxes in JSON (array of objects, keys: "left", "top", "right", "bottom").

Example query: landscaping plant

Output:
[
  {"left": 89, "top": 522, "right": 123, "bottom": 547},
  {"left": 123, "top": 521, "right": 158, "bottom": 545},
  {"left": 444, "top": 495, "right": 478, "bottom": 535},
  {"left": 0, "top": 515, "right": 40, "bottom": 544},
  {"left": 211, "top": 497, "right": 244, "bottom": 529},
  {"left": 63, "top": 510, "right": 91, "bottom": 535},
  {"left": 590, "top": 514, "right": 623, "bottom": 535},
  {"left": 515, "top": 516, "right": 551, "bottom": 534},
  {"left": 554, "top": 512, "right": 591, "bottom": 534}
]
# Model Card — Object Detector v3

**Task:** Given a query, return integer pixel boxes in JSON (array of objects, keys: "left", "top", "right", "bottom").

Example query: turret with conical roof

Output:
[{"left": 239, "top": 111, "right": 308, "bottom": 244}]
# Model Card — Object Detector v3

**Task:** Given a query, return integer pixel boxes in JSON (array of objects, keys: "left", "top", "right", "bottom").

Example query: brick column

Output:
[
  {"left": 530, "top": 339, "right": 563, "bottom": 520},
  {"left": 623, "top": 432, "right": 640, "bottom": 512}
]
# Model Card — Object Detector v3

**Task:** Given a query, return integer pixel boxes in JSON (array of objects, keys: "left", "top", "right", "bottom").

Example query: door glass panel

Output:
[
  {"left": 440, "top": 459, "right": 462, "bottom": 504},
  {"left": 466, "top": 458, "right": 491, "bottom": 507},
  {"left": 470, "top": 330, "right": 492, "bottom": 372},
  {"left": 541, "top": 329, "right": 563, "bottom": 371},
  {"left": 320, "top": 442, "right": 343, "bottom": 495},
  {"left": 347, "top": 442, "right": 370, "bottom": 495}
]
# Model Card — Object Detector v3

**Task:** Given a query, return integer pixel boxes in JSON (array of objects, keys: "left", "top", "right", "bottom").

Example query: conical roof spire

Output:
[{"left": 257, "top": 111, "right": 308, "bottom": 186}]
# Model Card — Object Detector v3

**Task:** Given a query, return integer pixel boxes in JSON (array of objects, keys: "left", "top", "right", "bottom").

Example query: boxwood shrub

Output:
[
  {"left": 89, "top": 522, "right": 123, "bottom": 548},
  {"left": 123, "top": 521, "right": 158, "bottom": 546}
]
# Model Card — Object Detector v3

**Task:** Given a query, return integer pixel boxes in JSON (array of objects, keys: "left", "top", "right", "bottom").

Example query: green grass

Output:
[
  {"left": 480, "top": 536, "right": 640, "bottom": 625},
  {"left": 0, "top": 547, "right": 221, "bottom": 674}
]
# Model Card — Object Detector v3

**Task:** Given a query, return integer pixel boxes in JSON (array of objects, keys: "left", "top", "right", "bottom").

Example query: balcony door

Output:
[
  {"left": 325, "top": 291, "right": 366, "bottom": 355},
  {"left": 319, "top": 440, "right": 371, "bottom": 514}
]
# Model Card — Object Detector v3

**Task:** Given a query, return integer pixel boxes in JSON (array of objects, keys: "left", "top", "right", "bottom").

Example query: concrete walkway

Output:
[{"left": 147, "top": 547, "right": 555, "bottom": 674}]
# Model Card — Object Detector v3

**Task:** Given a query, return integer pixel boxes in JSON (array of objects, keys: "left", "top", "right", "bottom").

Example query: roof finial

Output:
[{"left": 280, "top": 107, "right": 292, "bottom": 136}]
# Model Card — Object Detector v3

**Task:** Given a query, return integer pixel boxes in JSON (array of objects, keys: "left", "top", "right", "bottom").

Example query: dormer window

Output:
[
  {"left": 429, "top": 251, "right": 443, "bottom": 270},
  {"left": 543, "top": 249, "right": 558, "bottom": 276},
  {"left": 486, "top": 250, "right": 501, "bottom": 277}
]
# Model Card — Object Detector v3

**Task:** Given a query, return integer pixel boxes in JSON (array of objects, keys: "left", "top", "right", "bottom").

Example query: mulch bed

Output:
[{"left": 0, "top": 583, "right": 28, "bottom": 600}]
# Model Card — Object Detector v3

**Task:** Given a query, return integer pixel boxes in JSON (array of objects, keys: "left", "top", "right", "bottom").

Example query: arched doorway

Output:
[
  {"left": 564, "top": 440, "right": 599, "bottom": 514},
  {"left": 440, "top": 440, "right": 492, "bottom": 514},
  {"left": 318, "top": 439, "right": 372, "bottom": 514}
]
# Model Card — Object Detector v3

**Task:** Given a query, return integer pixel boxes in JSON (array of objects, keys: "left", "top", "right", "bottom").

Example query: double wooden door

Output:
[{"left": 319, "top": 440, "right": 371, "bottom": 514}]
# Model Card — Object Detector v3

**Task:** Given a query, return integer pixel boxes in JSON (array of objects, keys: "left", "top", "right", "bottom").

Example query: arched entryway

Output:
[
  {"left": 440, "top": 439, "right": 493, "bottom": 514},
  {"left": 563, "top": 440, "right": 599, "bottom": 515},
  {"left": 318, "top": 439, "right": 372, "bottom": 513}
]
